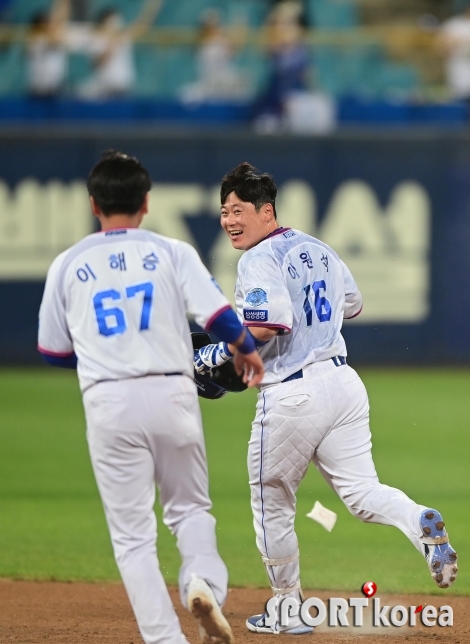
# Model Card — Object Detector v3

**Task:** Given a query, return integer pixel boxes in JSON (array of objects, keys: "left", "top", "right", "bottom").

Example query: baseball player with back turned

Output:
[
  {"left": 194, "top": 162, "right": 458, "bottom": 635},
  {"left": 37, "top": 151, "right": 264, "bottom": 644}
]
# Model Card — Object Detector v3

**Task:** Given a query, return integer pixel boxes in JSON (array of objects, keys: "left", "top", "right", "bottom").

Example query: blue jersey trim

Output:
[
  {"left": 208, "top": 308, "right": 243, "bottom": 344},
  {"left": 41, "top": 352, "right": 78, "bottom": 369}
]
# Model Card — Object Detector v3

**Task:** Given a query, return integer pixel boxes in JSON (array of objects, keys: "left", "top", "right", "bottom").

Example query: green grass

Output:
[{"left": 0, "top": 367, "right": 469, "bottom": 596}]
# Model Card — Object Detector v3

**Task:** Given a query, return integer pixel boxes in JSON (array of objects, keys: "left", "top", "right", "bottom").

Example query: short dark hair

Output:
[
  {"left": 87, "top": 150, "right": 151, "bottom": 216},
  {"left": 220, "top": 162, "right": 277, "bottom": 219}
]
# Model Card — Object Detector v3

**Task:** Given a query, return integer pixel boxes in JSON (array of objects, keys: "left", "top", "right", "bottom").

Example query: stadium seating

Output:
[
  {"left": 0, "top": 0, "right": 423, "bottom": 106},
  {"left": 313, "top": 43, "right": 420, "bottom": 98},
  {"left": 307, "top": 0, "right": 359, "bottom": 29},
  {"left": 156, "top": 0, "right": 269, "bottom": 28},
  {"left": 0, "top": 38, "right": 25, "bottom": 96}
]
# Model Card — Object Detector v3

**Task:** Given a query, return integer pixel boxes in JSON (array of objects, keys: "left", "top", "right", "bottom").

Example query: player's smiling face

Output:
[{"left": 221, "top": 191, "right": 277, "bottom": 250}]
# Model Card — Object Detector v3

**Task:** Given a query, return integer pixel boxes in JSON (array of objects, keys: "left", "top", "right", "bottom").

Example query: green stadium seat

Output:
[
  {"left": 308, "top": 0, "right": 359, "bottom": 29},
  {"left": 373, "top": 62, "right": 421, "bottom": 98},
  {"left": 313, "top": 43, "right": 420, "bottom": 99},
  {"left": 0, "top": 39, "right": 25, "bottom": 95},
  {"left": 9, "top": 0, "right": 51, "bottom": 23},
  {"left": 65, "top": 52, "right": 93, "bottom": 92},
  {"left": 156, "top": 0, "right": 222, "bottom": 28},
  {"left": 134, "top": 46, "right": 197, "bottom": 98},
  {"left": 233, "top": 47, "right": 269, "bottom": 97},
  {"left": 313, "top": 46, "right": 345, "bottom": 96}
]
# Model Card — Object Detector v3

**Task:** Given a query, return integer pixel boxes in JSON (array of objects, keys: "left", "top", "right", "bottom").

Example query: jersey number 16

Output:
[
  {"left": 303, "top": 280, "right": 332, "bottom": 325},
  {"left": 93, "top": 281, "right": 154, "bottom": 337}
]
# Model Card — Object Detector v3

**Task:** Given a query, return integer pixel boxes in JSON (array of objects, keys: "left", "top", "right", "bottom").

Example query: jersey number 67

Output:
[{"left": 93, "top": 281, "right": 154, "bottom": 337}]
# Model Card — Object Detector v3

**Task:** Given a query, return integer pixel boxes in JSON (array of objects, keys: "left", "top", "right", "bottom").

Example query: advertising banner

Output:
[{"left": 1, "top": 129, "right": 469, "bottom": 363}]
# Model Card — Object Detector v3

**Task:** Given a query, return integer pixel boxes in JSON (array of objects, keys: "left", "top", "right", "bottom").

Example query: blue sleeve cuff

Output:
[
  {"left": 41, "top": 353, "right": 78, "bottom": 369},
  {"left": 247, "top": 328, "right": 270, "bottom": 349},
  {"left": 208, "top": 308, "right": 243, "bottom": 345}
]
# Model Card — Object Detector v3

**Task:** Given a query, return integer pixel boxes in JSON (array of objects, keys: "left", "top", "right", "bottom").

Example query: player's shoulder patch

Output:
[
  {"left": 282, "top": 230, "right": 296, "bottom": 239},
  {"left": 245, "top": 287, "right": 268, "bottom": 307}
]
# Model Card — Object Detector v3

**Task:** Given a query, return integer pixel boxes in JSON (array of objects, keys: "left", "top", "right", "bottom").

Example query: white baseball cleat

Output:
[
  {"left": 419, "top": 508, "right": 458, "bottom": 589},
  {"left": 187, "top": 573, "right": 234, "bottom": 644},
  {"left": 246, "top": 613, "right": 313, "bottom": 635}
]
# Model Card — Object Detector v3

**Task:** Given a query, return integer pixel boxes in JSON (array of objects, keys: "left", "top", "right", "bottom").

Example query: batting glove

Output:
[{"left": 194, "top": 342, "right": 233, "bottom": 374}]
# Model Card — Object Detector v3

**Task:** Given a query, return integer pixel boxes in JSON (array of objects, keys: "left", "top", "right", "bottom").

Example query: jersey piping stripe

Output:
[
  {"left": 205, "top": 304, "right": 232, "bottom": 332},
  {"left": 37, "top": 345, "right": 75, "bottom": 357},
  {"left": 260, "top": 390, "right": 270, "bottom": 562},
  {"left": 243, "top": 322, "right": 291, "bottom": 332},
  {"left": 344, "top": 305, "right": 363, "bottom": 320}
]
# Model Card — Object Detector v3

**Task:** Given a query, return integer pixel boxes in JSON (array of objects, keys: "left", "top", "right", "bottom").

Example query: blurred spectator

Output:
[
  {"left": 438, "top": 3, "right": 470, "bottom": 100},
  {"left": 77, "top": 0, "right": 162, "bottom": 99},
  {"left": 26, "top": 0, "right": 71, "bottom": 98},
  {"left": 180, "top": 9, "right": 249, "bottom": 103},
  {"left": 253, "top": 1, "right": 310, "bottom": 129}
]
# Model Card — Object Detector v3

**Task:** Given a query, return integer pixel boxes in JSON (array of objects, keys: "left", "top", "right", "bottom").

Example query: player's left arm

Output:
[
  {"left": 341, "top": 259, "right": 363, "bottom": 319},
  {"left": 237, "top": 251, "right": 293, "bottom": 345},
  {"left": 38, "top": 253, "right": 77, "bottom": 369}
]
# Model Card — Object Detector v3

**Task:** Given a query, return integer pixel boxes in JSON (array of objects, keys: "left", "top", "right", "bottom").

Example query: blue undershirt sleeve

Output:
[
  {"left": 41, "top": 353, "right": 78, "bottom": 369},
  {"left": 207, "top": 308, "right": 243, "bottom": 345},
  {"left": 246, "top": 328, "right": 270, "bottom": 348}
]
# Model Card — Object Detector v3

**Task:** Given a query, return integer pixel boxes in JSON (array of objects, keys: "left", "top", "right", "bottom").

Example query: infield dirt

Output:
[{"left": 0, "top": 580, "right": 468, "bottom": 644}]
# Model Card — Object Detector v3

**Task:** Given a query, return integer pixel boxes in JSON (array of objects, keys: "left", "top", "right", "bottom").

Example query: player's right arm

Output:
[
  {"left": 38, "top": 252, "right": 77, "bottom": 369},
  {"left": 174, "top": 241, "right": 264, "bottom": 387}
]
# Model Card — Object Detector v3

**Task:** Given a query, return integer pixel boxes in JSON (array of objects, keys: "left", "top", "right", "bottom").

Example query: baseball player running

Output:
[
  {"left": 38, "top": 151, "right": 264, "bottom": 644},
  {"left": 194, "top": 162, "right": 458, "bottom": 635}
]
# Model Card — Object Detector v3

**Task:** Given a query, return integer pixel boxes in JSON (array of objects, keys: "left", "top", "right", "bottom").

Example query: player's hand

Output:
[
  {"left": 233, "top": 349, "right": 264, "bottom": 388},
  {"left": 193, "top": 342, "right": 233, "bottom": 374}
]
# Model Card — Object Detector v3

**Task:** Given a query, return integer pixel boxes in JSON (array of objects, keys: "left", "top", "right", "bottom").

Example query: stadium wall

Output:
[{"left": 1, "top": 127, "right": 470, "bottom": 365}]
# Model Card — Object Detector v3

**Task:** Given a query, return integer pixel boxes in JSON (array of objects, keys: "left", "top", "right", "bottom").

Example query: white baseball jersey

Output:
[
  {"left": 235, "top": 227, "right": 362, "bottom": 385},
  {"left": 38, "top": 228, "right": 230, "bottom": 392}
]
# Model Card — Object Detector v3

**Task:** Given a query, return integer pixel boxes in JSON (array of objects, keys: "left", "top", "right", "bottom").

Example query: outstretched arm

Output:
[
  {"left": 127, "top": 0, "right": 163, "bottom": 39},
  {"left": 47, "top": 0, "right": 71, "bottom": 44}
]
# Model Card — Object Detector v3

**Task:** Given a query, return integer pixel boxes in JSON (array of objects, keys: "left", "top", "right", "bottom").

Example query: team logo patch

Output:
[
  {"left": 244, "top": 309, "right": 268, "bottom": 322},
  {"left": 245, "top": 287, "right": 268, "bottom": 307}
]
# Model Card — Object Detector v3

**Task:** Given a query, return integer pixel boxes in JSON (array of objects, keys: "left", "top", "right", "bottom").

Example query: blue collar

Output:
[{"left": 262, "top": 226, "right": 291, "bottom": 242}]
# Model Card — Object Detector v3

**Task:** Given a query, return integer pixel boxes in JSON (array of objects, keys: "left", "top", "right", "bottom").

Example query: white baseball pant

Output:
[
  {"left": 248, "top": 359, "right": 427, "bottom": 595},
  {"left": 83, "top": 374, "right": 228, "bottom": 644}
]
